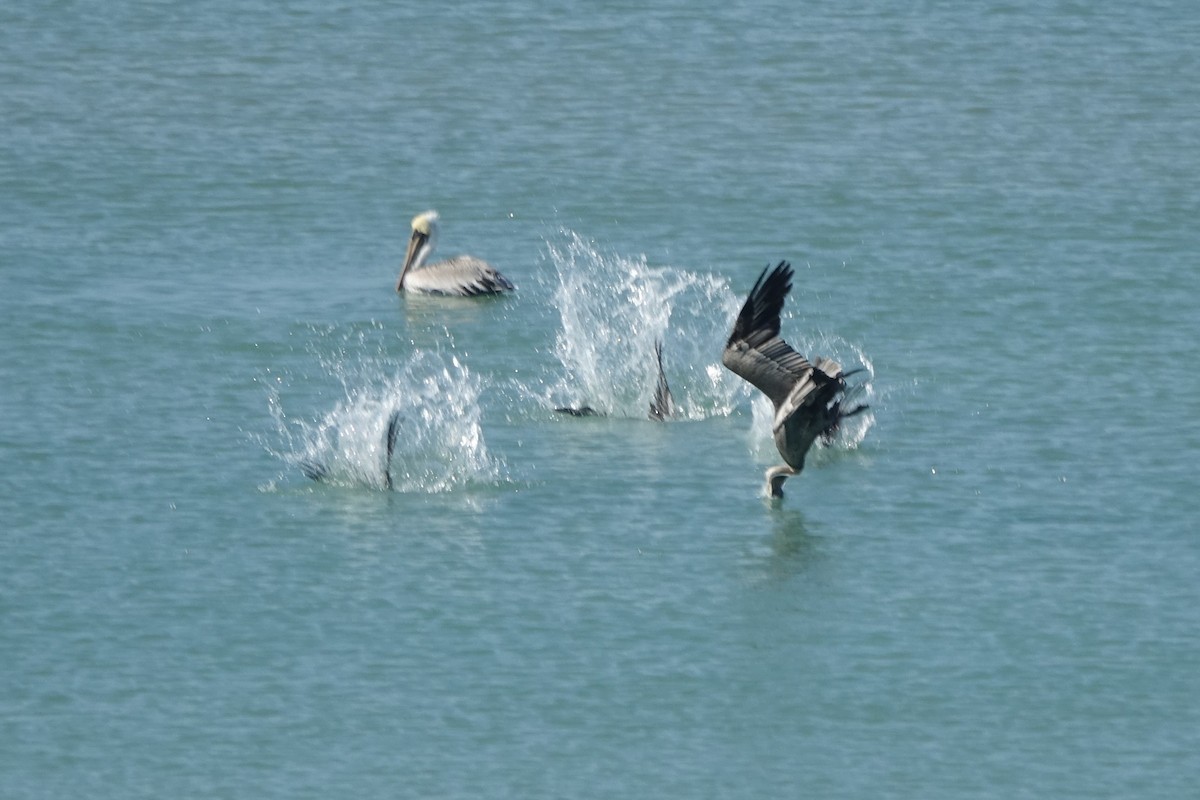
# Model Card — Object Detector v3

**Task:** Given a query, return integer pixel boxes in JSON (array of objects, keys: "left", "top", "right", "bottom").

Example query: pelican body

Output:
[
  {"left": 397, "top": 210, "right": 515, "bottom": 296},
  {"left": 722, "top": 262, "right": 867, "bottom": 499}
]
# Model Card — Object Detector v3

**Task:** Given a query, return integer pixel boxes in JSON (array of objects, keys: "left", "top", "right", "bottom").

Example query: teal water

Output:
[{"left": 3, "top": 2, "right": 1199, "bottom": 797}]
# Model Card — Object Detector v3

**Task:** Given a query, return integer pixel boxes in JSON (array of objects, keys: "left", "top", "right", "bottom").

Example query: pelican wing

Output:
[
  {"left": 403, "top": 255, "right": 515, "bottom": 297},
  {"left": 721, "top": 262, "right": 816, "bottom": 408},
  {"left": 649, "top": 339, "right": 673, "bottom": 421},
  {"left": 383, "top": 410, "right": 402, "bottom": 490}
]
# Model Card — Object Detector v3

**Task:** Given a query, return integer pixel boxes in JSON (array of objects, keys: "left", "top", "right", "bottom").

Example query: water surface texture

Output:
[{"left": 3, "top": 2, "right": 1198, "bottom": 797}]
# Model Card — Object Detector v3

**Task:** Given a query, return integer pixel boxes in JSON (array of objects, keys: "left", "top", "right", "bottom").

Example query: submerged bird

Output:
[
  {"left": 298, "top": 409, "right": 404, "bottom": 490},
  {"left": 396, "top": 210, "right": 515, "bottom": 296},
  {"left": 648, "top": 339, "right": 674, "bottom": 421},
  {"left": 382, "top": 409, "right": 402, "bottom": 490},
  {"left": 554, "top": 339, "right": 674, "bottom": 421},
  {"left": 297, "top": 456, "right": 329, "bottom": 482},
  {"left": 553, "top": 405, "right": 601, "bottom": 417},
  {"left": 722, "top": 261, "right": 868, "bottom": 499}
]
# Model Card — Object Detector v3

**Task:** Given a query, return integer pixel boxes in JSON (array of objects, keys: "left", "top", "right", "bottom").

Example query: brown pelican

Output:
[
  {"left": 554, "top": 405, "right": 601, "bottom": 417},
  {"left": 554, "top": 340, "right": 674, "bottom": 421},
  {"left": 648, "top": 339, "right": 673, "bottom": 421},
  {"left": 298, "top": 409, "right": 403, "bottom": 489},
  {"left": 383, "top": 409, "right": 401, "bottom": 490},
  {"left": 396, "top": 210, "right": 515, "bottom": 296},
  {"left": 722, "top": 261, "right": 868, "bottom": 499}
]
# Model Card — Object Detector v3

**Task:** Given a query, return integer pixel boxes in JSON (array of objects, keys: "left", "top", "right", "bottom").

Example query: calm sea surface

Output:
[{"left": 3, "top": 2, "right": 1198, "bottom": 797}]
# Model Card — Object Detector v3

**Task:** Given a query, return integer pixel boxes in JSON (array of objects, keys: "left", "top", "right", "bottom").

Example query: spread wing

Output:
[{"left": 721, "top": 262, "right": 817, "bottom": 408}]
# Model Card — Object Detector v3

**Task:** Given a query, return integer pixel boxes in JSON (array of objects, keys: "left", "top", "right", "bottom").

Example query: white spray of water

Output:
[
  {"left": 543, "top": 230, "right": 747, "bottom": 419},
  {"left": 543, "top": 229, "right": 876, "bottom": 453},
  {"left": 260, "top": 235, "right": 878, "bottom": 491},
  {"left": 264, "top": 336, "right": 503, "bottom": 492}
]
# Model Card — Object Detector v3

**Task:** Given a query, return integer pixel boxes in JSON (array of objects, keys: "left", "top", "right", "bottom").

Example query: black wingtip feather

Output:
[
  {"left": 727, "top": 261, "right": 794, "bottom": 348},
  {"left": 384, "top": 409, "right": 402, "bottom": 490},
  {"left": 649, "top": 339, "right": 673, "bottom": 421}
]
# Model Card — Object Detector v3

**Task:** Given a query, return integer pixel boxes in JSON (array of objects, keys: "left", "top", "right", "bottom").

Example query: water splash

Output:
[
  {"left": 539, "top": 230, "right": 877, "bottom": 452},
  {"left": 542, "top": 229, "right": 747, "bottom": 419},
  {"left": 264, "top": 335, "right": 503, "bottom": 493}
]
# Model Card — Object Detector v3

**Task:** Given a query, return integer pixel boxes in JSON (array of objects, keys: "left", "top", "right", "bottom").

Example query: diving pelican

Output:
[
  {"left": 722, "top": 261, "right": 868, "bottom": 499},
  {"left": 648, "top": 339, "right": 674, "bottom": 421},
  {"left": 554, "top": 339, "right": 674, "bottom": 421},
  {"left": 298, "top": 409, "right": 404, "bottom": 490},
  {"left": 396, "top": 210, "right": 515, "bottom": 296},
  {"left": 383, "top": 409, "right": 401, "bottom": 490}
]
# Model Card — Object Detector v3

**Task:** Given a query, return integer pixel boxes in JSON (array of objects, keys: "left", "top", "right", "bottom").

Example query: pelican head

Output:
[
  {"left": 411, "top": 209, "right": 439, "bottom": 236},
  {"left": 398, "top": 210, "right": 440, "bottom": 291},
  {"left": 765, "top": 464, "right": 799, "bottom": 499}
]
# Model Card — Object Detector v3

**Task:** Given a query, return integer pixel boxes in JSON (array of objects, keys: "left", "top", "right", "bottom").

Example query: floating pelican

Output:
[
  {"left": 722, "top": 262, "right": 868, "bottom": 499},
  {"left": 396, "top": 210, "right": 515, "bottom": 296}
]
